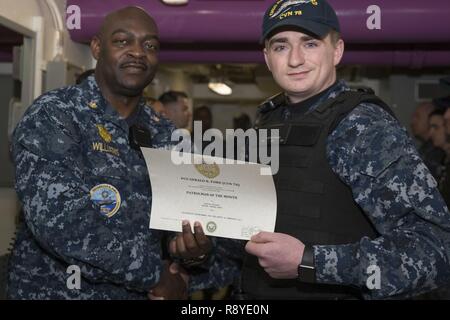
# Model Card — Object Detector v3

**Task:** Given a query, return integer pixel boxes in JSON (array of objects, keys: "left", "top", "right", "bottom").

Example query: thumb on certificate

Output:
[
  {"left": 250, "top": 231, "right": 274, "bottom": 243},
  {"left": 244, "top": 240, "right": 263, "bottom": 257}
]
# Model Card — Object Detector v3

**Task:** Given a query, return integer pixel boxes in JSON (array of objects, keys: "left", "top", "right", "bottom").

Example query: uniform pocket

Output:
[{"left": 358, "top": 152, "right": 402, "bottom": 178}]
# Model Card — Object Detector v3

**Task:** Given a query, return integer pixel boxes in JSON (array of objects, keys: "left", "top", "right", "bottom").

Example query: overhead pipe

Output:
[
  {"left": 67, "top": 0, "right": 450, "bottom": 44},
  {"left": 158, "top": 50, "right": 450, "bottom": 68}
]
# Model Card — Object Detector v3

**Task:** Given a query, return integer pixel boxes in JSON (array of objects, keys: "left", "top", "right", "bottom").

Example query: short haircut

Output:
[
  {"left": 264, "top": 27, "right": 341, "bottom": 48},
  {"left": 193, "top": 105, "right": 212, "bottom": 117},
  {"left": 76, "top": 69, "right": 95, "bottom": 85},
  {"left": 429, "top": 108, "right": 446, "bottom": 119},
  {"left": 329, "top": 29, "right": 341, "bottom": 45},
  {"left": 145, "top": 96, "right": 157, "bottom": 104},
  {"left": 158, "top": 91, "right": 188, "bottom": 105}
]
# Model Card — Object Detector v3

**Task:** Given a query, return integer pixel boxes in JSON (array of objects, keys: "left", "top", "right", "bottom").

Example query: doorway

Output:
[{"left": 0, "top": 17, "right": 37, "bottom": 298}]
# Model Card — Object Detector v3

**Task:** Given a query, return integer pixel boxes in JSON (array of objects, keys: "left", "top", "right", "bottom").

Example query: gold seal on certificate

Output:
[
  {"left": 141, "top": 148, "right": 277, "bottom": 240},
  {"left": 194, "top": 163, "right": 220, "bottom": 179}
]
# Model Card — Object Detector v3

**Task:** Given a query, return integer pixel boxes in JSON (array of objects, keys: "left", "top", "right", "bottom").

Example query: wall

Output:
[
  {"left": 145, "top": 67, "right": 195, "bottom": 130},
  {"left": 208, "top": 103, "right": 258, "bottom": 134},
  {"left": 388, "top": 74, "right": 444, "bottom": 135},
  {"left": 0, "top": 0, "right": 94, "bottom": 252},
  {"left": 341, "top": 72, "right": 449, "bottom": 140},
  {"left": 0, "top": 66, "right": 17, "bottom": 254},
  {"left": 192, "top": 83, "right": 267, "bottom": 133},
  {"left": 147, "top": 68, "right": 193, "bottom": 100},
  {"left": 0, "top": 189, "right": 19, "bottom": 255},
  {"left": 0, "top": 0, "right": 41, "bottom": 32},
  {"left": 54, "top": 0, "right": 94, "bottom": 70},
  {"left": 0, "top": 74, "right": 14, "bottom": 188},
  {"left": 0, "top": 0, "right": 94, "bottom": 95}
]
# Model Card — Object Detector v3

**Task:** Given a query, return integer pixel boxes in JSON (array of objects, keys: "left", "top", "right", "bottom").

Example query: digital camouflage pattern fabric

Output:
[{"left": 7, "top": 76, "right": 240, "bottom": 299}]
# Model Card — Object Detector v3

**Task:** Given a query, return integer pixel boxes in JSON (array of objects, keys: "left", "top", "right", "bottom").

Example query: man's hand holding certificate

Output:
[{"left": 141, "top": 148, "right": 277, "bottom": 240}]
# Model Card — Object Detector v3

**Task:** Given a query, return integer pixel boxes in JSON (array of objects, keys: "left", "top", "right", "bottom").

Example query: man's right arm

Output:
[
  {"left": 165, "top": 222, "right": 243, "bottom": 293},
  {"left": 12, "top": 102, "right": 163, "bottom": 292}
]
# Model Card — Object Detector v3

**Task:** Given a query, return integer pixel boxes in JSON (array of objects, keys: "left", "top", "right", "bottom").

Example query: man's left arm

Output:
[{"left": 315, "top": 103, "right": 450, "bottom": 299}]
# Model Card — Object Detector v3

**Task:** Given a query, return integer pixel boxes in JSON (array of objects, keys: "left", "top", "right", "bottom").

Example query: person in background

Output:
[
  {"left": 411, "top": 102, "right": 446, "bottom": 179},
  {"left": 193, "top": 105, "right": 213, "bottom": 134},
  {"left": 145, "top": 96, "right": 165, "bottom": 114},
  {"left": 158, "top": 91, "right": 192, "bottom": 129},
  {"left": 411, "top": 102, "right": 434, "bottom": 143},
  {"left": 233, "top": 113, "right": 252, "bottom": 131},
  {"left": 75, "top": 69, "right": 95, "bottom": 85},
  {"left": 437, "top": 97, "right": 450, "bottom": 206},
  {"left": 192, "top": 105, "right": 214, "bottom": 154},
  {"left": 419, "top": 98, "right": 450, "bottom": 299},
  {"left": 429, "top": 109, "right": 448, "bottom": 151}
]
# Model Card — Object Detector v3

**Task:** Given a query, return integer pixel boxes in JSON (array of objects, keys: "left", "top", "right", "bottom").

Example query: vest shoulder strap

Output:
[
  {"left": 315, "top": 89, "right": 397, "bottom": 134},
  {"left": 258, "top": 92, "right": 286, "bottom": 114}
]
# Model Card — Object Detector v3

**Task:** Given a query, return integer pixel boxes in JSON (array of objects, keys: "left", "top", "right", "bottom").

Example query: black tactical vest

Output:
[{"left": 241, "top": 90, "right": 396, "bottom": 300}]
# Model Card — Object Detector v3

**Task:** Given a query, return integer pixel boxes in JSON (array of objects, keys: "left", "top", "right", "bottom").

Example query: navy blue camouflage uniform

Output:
[
  {"left": 7, "top": 75, "right": 239, "bottom": 299},
  {"left": 237, "top": 80, "right": 450, "bottom": 299},
  {"left": 309, "top": 81, "right": 450, "bottom": 298}
]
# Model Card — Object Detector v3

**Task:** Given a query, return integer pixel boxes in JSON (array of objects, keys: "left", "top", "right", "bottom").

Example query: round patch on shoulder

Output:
[{"left": 90, "top": 184, "right": 121, "bottom": 218}]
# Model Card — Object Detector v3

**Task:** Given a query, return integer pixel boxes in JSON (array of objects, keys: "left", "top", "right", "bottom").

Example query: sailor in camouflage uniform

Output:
[
  {"left": 7, "top": 7, "right": 237, "bottom": 300},
  {"left": 241, "top": 0, "right": 450, "bottom": 299}
]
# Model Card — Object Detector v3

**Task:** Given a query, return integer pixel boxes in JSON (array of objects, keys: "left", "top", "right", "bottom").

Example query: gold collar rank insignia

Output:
[
  {"left": 96, "top": 124, "right": 112, "bottom": 143},
  {"left": 89, "top": 101, "right": 98, "bottom": 109}
]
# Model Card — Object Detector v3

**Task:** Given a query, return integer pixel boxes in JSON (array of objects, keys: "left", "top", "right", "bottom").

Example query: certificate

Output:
[{"left": 141, "top": 148, "right": 277, "bottom": 240}]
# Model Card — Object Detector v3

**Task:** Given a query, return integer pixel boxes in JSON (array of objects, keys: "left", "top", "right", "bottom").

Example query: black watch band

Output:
[{"left": 297, "top": 245, "right": 316, "bottom": 284}]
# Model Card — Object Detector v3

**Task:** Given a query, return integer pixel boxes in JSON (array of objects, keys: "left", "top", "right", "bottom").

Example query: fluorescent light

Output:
[
  {"left": 161, "top": 0, "right": 188, "bottom": 5},
  {"left": 208, "top": 81, "right": 232, "bottom": 96}
]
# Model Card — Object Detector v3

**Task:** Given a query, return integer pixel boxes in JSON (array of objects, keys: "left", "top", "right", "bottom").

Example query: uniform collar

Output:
[
  {"left": 79, "top": 75, "right": 147, "bottom": 131},
  {"left": 288, "top": 80, "right": 349, "bottom": 114},
  {"left": 309, "top": 80, "right": 349, "bottom": 113}
]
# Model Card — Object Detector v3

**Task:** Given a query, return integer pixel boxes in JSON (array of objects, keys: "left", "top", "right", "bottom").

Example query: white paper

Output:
[{"left": 141, "top": 148, "right": 277, "bottom": 240}]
